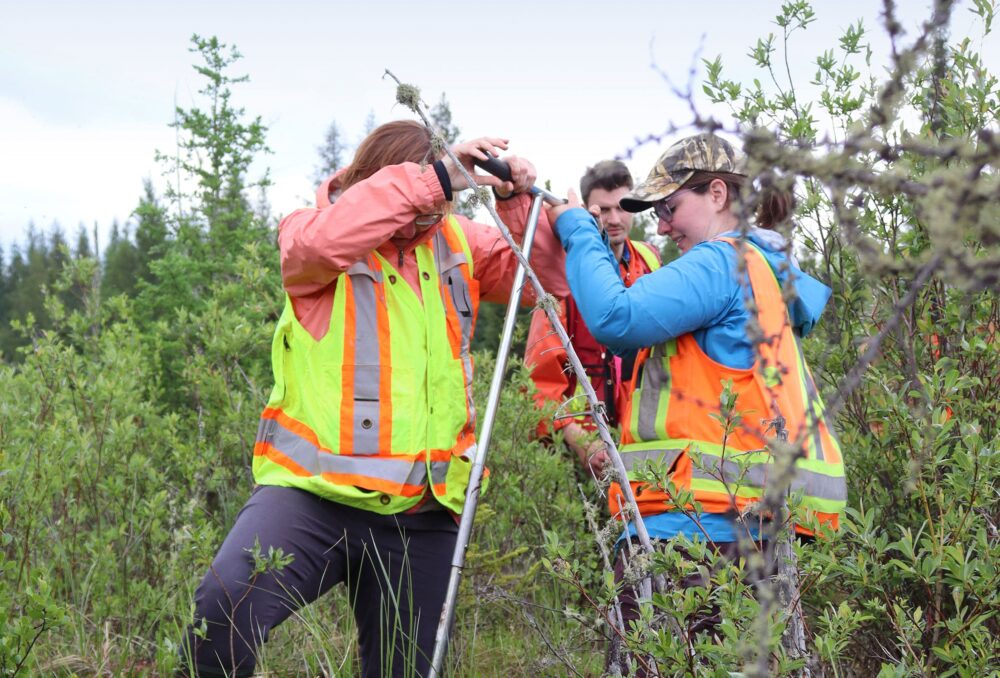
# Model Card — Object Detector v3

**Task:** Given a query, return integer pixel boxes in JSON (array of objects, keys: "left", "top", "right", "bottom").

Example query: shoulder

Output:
[
  {"left": 655, "top": 241, "right": 742, "bottom": 311},
  {"left": 452, "top": 213, "right": 498, "bottom": 242},
  {"left": 677, "top": 240, "right": 739, "bottom": 276},
  {"left": 629, "top": 239, "right": 662, "bottom": 268}
]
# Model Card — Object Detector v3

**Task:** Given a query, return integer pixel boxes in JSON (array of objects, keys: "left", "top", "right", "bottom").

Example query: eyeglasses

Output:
[
  {"left": 415, "top": 213, "right": 444, "bottom": 228},
  {"left": 652, "top": 189, "right": 691, "bottom": 223}
]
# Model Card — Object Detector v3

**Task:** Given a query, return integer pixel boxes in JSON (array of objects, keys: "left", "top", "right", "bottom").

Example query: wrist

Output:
[
  {"left": 492, "top": 186, "right": 516, "bottom": 201},
  {"left": 433, "top": 160, "right": 453, "bottom": 202}
]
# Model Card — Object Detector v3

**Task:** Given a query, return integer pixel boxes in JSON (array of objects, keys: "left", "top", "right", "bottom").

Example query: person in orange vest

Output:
[
  {"left": 523, "top": 160, "right": 660, "bottom": 476},
  {"left": 546, "top": 133, "right": 847, "bottom": 647},
  {"left": 177, "top": 120, "right": 568, "bottom": 678}
]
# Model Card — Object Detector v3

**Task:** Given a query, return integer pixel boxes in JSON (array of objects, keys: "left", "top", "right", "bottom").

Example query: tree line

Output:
[{"left": 1, "top": 2, "right": 998, "bottom": 673}]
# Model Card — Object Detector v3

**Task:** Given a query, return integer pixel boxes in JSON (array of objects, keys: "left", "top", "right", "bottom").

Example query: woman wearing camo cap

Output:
[{"left": 547, "top": 132, "right": 847, "bottom": 657}]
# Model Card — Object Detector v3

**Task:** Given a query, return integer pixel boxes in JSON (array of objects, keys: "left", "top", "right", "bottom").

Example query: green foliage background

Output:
[{"left": 1, "top": 3, "right": 998, "bottom": 675}]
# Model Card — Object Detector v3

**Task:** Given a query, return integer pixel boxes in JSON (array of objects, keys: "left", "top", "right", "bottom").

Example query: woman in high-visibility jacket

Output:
[
  {"left": 179, "top": 121, "right": 566, "bottom": 678},
  {"left": 546, "top": 133, "right": 847, "bottom": 641}
]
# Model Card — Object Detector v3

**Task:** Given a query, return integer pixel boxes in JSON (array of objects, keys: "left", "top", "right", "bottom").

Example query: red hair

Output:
[{"left": 339, "top": 120, "right": 434, "bottom": 191}]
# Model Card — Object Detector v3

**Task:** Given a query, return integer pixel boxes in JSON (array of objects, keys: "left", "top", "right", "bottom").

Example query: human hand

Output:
[
  {"left": 583, "top": 439, "right": 610, "bottom": 478},
  {"left": 442, "top": 137, "right": 510, "bottom": 191},
  {"left": 492, "top": 155, "right": 537, "bottom": 198},
  {"left": 587, "top": 204, "right": 604, "bottom": 230},
  {"left": 565, "top": 422, "right": 609, "bottom": 478},
  {"left": 545, "top": 188, "right": 584, "bottom": 225}
]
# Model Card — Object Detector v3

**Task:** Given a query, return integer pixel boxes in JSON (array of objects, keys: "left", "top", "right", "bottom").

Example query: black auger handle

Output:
[{"left": 472, "top": 152, "right": 513, "bottom": 183}]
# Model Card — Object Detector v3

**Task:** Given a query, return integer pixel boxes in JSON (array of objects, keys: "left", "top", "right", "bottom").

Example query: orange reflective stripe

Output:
[
  {"left": 340, "top": 273, "right": 357, "bottom": 454},
  {"left": 257, "top": 408, "right": 459, "bottom": 463},
  {"left": 257, "top": 418, "right": 451, "bottom": 493},
  {"left": 440, "top": 284, "right": 464, "bottom": 360},
  {"left": 349, "top": 258, "right": 384, "bottom": 455},
  {"left": 260, "top": 406, "right": 320, "bottom": 448},
  {"left": 254, "top": 441, "right": 312, "bottom": 477},
  {"left": 611, "top": 237, "right": 845, "bottom": 530},
  {"left": 322, "top": 473, "right": 426, "bottom": 497},
  {"left": 257, "top": 219, "right": 482, "bottom": 512}
]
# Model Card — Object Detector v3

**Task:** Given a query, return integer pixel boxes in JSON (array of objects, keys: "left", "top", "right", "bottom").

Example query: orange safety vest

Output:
[
  {"left": 252, "top": 217, "right": 481, "bottom": 514},
  {"left": 526, "top": 240, "right": 660, "bottom": 434},
  {"left": 609, "top": 237, "right": 847, "bottom": 532}
]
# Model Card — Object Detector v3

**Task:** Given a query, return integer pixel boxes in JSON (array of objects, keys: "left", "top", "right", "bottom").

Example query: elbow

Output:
[
  {"left": 591, "top": 325, "right": 641, "bottom": 351},
  {"left": 584, "top": 300, "right": 651, "bottom": 351},
  {"left": 585, "top": 310, "right": 638, "bottom": 351}
]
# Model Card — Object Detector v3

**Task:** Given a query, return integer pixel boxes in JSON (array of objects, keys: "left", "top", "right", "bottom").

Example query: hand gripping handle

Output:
[{"left": 472, "top": 152, "right": 513, "bottom": 183}]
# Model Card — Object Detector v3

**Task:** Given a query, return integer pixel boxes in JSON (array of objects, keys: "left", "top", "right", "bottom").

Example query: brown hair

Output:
[
  {"left": 579, "top": 160, "right": 633, "bottom": 205},
  {"left": 339, "top": 120, "right": 435, "bottom": 191},
  {"left": 682, "top": 171, "right": 794, "bottom": 230}
]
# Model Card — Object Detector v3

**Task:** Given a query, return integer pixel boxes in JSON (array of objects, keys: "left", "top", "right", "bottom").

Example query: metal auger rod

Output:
[{"left": 429, "top": 190, "right": 546, "bottom": 678}]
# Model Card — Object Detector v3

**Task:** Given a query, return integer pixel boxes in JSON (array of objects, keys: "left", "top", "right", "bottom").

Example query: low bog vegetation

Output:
[{"left": 1, "top": 3, "right": 998, "bottom": 675}]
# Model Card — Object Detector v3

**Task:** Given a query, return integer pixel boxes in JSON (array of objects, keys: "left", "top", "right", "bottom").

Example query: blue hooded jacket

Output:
[
  {"left": 553, "top": 208, "right": 831, "bottom": 368},
  {"left": 553, "top": 207, "right": 832, "bottom": 544}
]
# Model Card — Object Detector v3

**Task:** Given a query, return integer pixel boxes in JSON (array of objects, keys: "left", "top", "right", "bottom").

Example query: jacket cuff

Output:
[
  {"left": 554, "top": 207, "right": 596, "bottom": 245},
  {"left": 433, "top": 160, "right": 453, "bottom": 202}
]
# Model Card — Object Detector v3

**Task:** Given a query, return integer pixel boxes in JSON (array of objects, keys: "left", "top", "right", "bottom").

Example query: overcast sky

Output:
[{"left": 1, "top": 0, "right": 995, "bottom": 254}]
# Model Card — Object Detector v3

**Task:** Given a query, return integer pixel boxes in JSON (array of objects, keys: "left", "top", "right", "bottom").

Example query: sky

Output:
[{"left": 1, "top": 0, "right": 996, "bottom": 255}]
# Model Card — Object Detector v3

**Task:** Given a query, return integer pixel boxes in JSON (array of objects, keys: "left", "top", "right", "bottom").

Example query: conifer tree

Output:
[
  {"left": 73, "top": 225, "right": 92, "bottom": 260},
  {"left": 101, "top": 219, "right": 139, "bottom": 299},
  {"left": 0, "top": 244, "right": 7, "bottom": 357},
  {"left": 156, "top": 34, "right": 271, "bottom": 268},
  {"left": 314, "top": 120, "right": 346, "bottom": 185},
  {"left": 133, "top": 179, "right": 169, "bottom": 285}
]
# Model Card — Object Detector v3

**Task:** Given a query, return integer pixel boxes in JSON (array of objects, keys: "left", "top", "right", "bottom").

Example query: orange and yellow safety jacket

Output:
[
  {"left": 254, "top": 218, "right": 480, "bottom": 514},
  {"left": 609, "top": 237, "right": 847, "bottom": 532},
  {"left": 251, "top": 163, "right": 569, "bottom": 515},
  {"left": 525, "top": 240, "right": 660, "bottom": 435}
]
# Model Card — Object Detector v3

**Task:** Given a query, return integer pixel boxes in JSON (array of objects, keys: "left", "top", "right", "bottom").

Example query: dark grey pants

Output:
[{"left": 180, "top": 485, "right": 458, "bottom": 677}]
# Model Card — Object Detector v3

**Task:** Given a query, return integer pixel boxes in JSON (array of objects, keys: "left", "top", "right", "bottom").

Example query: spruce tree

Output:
[
  {"left": 156, "top": 34, "right": 271, "bottom": 273},
  {"left": 101, "top": 219, "right": 139, "bottom": 299},
  {"left": 314, "top": 120, "right": 346, "bottom": 185},
  {"left": 73, "top": 225, "right": 92, "bottom": 260}
]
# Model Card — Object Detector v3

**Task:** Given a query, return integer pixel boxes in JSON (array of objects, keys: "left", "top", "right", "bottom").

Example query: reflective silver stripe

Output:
[
  {"left": 348, "top": 261, "right": 381, "bottom": 455},
  {"left": 622, "top": 446, "right": 847, "bottom": 502},
  {"left": 263, "top": 417, "right": 449, "bottom": 488},
  {"left": 433, "top": 231, "right": 474, "bottom": 355},
  {"left": 636, "top": 346, "right": 670, "bottom": 441},
  {"left": 620, "top": 447, "right": 685, "bottom": 474},
  {"left": 797, "top": 340, "right": 827, "bottom": 463},
  {"left": 255, "top": 416, "right": 275, "bottom": 444},
  {"left": 434, "top": 230, "right": 476, "bottom": 422},
  {"left": 431, "top": 460, "right": 450, "bottom": 486},
  {"left": 346, "top": 259, "right": 383, "bottom": 283},
  {"left": 431, "top": 442, "right": 474, "bottom": 486},
  {"left": 689, "top": 455, "right": 847, "bottom": 502}
]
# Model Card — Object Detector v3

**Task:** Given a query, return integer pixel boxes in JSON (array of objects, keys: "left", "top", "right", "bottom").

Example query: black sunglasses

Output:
[{"left": 652, "top": 189, "right": 692, "bottom": 222}]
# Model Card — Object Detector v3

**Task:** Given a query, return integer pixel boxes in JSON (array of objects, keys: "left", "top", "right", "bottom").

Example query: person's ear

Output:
[{"left": 708, "top": 178, "right": 729, "bottom": 209}]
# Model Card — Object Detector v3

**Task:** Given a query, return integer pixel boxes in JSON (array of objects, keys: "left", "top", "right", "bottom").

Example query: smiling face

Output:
[
  {"left": 655, "top": 178, "right": 739, "bottom": 253},
  {"left": 586, "top": 186, "right": 634, "bottom": 248}
]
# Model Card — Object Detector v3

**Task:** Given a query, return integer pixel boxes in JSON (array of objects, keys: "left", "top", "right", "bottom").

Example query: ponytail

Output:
[{"left": 756, "top": 185, "right": 794, "bottom": 230}]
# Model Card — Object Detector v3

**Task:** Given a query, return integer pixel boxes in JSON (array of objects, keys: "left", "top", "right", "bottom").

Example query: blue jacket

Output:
[
  {"left": 553, "top": 208, "right": 831, "bottom": 369},
  {"left": 553, "top": 207, "right": 833, "bottom": 544}
]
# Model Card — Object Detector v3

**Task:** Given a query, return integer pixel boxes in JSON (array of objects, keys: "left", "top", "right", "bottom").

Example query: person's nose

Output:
[
  {"left": 606, "top": 207, "right": 626, "bottom": 229},
  {"left": 656, "top": 217, "right": 673, "bottom": 236}
]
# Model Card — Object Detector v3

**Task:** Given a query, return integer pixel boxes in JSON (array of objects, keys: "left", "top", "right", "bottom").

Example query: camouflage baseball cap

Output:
[{"left": 620, "top": 133, "right": 747, "bottom": 213}]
